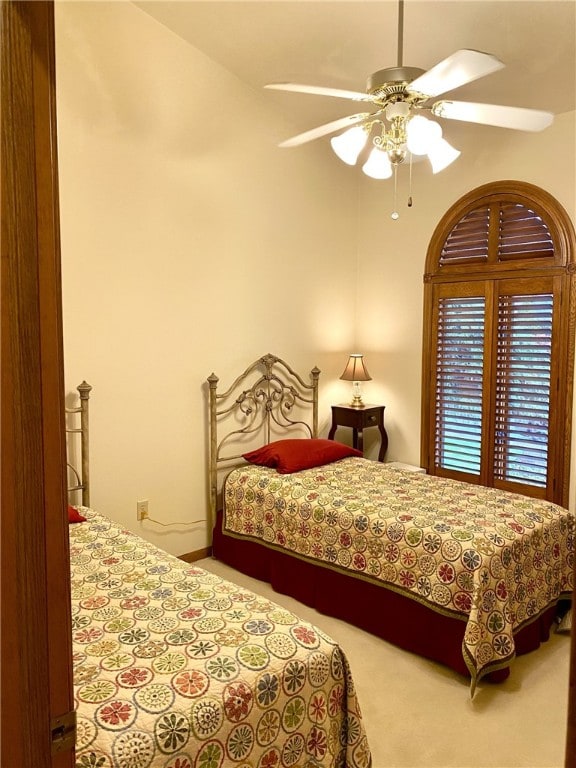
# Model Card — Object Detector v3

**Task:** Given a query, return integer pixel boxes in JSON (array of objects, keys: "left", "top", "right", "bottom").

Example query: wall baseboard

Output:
[{"left": 178, "top": 547, "right": 212, "bottom": 563}]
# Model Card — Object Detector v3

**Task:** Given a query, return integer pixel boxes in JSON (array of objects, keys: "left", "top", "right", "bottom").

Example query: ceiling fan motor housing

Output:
[{"left": 367, "top": 66, "right": 426, "bottom": 102}]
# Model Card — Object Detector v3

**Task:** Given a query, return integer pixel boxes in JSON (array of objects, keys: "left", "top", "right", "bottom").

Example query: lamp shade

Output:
[{"left": 340, "top": 354, "right": 372, "bottom": 382}]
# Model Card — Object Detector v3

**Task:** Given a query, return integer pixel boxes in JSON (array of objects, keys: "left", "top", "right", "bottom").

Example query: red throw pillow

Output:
[
  {"left": 243, "top": 438, "right": 362, "bottom": 474},
  {"left": 68, "top": 504, "right": 86, "bottom": 523}
]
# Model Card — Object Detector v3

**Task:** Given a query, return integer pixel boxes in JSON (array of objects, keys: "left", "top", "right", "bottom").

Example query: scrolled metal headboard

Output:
[
  {"left": 66, "top": 381, "right": 92, "bottom": 506},
  {"left": 207, "top": 353, "right": 320, "bottom": 529}
]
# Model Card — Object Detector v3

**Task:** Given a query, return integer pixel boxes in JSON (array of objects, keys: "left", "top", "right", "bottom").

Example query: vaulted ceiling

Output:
[{"left": 135, "top": 0, "right": 576, "bottom": 150}]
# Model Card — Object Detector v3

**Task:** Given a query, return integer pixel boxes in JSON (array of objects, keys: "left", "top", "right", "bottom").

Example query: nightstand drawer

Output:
[{"left": 331, "top": 404, "right": 382, "bottom": 429}]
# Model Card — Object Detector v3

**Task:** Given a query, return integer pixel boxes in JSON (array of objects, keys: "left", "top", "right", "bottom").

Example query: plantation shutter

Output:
[
  {"left": 494, "top": 291, "right": 553, "bottom": 488},
  {"left": 498, "top": 204, "right": 555, "bottom": 260},
  {"left": 435, "top": 295, "right": 485, "bottom": 475},
  {"left": 439, "top": 207, "right": 490, "bottom": 266},
  {"left": 423, "top": 181, "right": 574, "bottom": 506},
  {"left": 431, "top": 282, "right": 555, "bottom": 494}
]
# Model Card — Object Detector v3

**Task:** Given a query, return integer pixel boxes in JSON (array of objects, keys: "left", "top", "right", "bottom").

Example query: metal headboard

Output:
[
  {"left": 207, "top": 353, "right": 320, "bottom": 529},
  {"left": 66, "top": 381, "right": 92, "bottom": 506}
]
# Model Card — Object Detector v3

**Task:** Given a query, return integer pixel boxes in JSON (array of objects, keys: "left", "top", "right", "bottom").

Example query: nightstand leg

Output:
[{"left": 378, "top": 426, "right": 389, "bottom": 462}]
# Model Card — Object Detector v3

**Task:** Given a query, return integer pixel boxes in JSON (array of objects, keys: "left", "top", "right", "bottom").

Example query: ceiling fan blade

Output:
[
  {"left": 407, "top": 49, "right": 505, "bottom": 98},
  {"left": 432, "top": 100, "right": 554, "bottom": 131},
  {"left": 278, "top": 113, "right": 373, "bottom": 148},
  {"left": 265, "top": 82, "right": 373, "bottom": 102}
]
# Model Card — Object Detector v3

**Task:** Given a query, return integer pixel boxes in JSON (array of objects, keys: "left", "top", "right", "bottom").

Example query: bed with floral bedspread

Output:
[
  {"left": 70, "top": 509, "right": 371, "bottom": 768},
  {"left": 221, "top": 458, "right": 574, "bottom": 690}
]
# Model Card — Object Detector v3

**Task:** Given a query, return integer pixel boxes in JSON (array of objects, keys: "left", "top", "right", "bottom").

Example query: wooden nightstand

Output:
[{"left": 328, "top": 404, "right": 388, "bottom": 462}]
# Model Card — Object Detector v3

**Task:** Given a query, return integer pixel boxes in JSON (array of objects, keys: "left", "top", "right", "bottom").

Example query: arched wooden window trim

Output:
[{"left": 421, "top": 180, "right": 576, "bottom": 507}]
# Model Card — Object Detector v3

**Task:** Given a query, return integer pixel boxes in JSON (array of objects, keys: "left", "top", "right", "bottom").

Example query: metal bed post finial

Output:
[
  {"left": 261, "top": 353, "right": 278, "bottom": 372},
  {"left": 208, "top": 372, "right": 219, "bottom": 530},
  {"left": 77, "top": 381, "right": 92, "bottom": 507}
]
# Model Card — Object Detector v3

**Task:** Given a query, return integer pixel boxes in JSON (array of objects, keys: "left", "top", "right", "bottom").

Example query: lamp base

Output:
[{"left": 349, "top": 395, "right": 365, "bottom": 408}]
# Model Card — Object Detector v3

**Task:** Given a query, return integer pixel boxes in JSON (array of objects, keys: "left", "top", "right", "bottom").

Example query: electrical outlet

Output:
[{"left": 136, "top": 499, "right": 149, "bottom": 521}]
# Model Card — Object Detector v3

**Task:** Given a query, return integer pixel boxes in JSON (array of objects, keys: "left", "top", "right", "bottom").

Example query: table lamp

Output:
[{"left": 340, "top": 354, "right": 372, "bottom": 408}]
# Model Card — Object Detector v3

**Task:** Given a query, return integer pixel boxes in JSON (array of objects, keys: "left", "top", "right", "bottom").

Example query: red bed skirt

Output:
[{"left": 213, "top": 509, "right": 563, "bottom": 684}]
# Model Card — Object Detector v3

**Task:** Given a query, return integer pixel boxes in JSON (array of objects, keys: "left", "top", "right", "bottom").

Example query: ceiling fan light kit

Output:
[
  {"left": 265, "top": 0, "right": 554, "bottom": 219},
  {"left": 328, "top": 99, "right": 461, "bottom": 193}
]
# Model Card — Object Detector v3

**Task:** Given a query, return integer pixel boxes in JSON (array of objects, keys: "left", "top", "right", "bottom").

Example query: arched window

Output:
[{"left": 421, "top": 181, "right": 576, "bottom": 506}]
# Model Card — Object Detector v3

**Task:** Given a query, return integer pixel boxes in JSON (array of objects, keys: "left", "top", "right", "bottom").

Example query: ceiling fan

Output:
[{"left": 264, "top": 0, "right": 554, "bottom": 187}]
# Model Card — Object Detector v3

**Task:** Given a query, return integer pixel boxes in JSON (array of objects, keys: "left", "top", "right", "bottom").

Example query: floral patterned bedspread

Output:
[
  {"left": 223, "top": 459, "right": 574, "bottom": 688},
  {"left": 70, "top": 509, "right": 371, "bottom": 768}
]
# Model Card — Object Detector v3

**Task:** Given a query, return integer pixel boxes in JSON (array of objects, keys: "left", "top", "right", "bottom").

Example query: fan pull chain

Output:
[
  {"left": 408, "top": 152, "right": 413, "bottom": 207},
  {"left": 391, "top": 164, "right": 399, "bottom": 220}
]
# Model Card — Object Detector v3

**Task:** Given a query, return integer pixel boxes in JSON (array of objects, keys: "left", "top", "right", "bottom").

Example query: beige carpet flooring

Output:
[{"left": 196, "top": 557, "right": 571, "bottom": 768}]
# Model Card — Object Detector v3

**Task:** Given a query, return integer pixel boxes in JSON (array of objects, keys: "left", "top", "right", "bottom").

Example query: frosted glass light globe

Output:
[
  {"left": 330, "top": 127, "right": 368, "bottom": 165},
  {"left": 406, "top": 116, "right": 442, "bottom": 155},
  {"left": 362, "top": 148, "right": 393, "bottom": 179},
  {"left": 427, "top": 137, "right": 461, "bottom": 173}
]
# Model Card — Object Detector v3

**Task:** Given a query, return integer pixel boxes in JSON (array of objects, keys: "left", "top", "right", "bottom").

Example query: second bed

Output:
[{"left": 209, "top": 354, "right": 574, "bottom": 692}]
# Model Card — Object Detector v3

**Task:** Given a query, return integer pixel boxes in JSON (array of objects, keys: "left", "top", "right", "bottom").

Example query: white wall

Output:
[
  {"left": 356, "top": 111, "right": 576, "bottom": 504},
  {"left": 56, "top": 1, "right": 358, "bottom": 555}
]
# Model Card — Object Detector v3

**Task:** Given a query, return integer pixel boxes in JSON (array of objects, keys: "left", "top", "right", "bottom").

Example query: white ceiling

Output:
[{"left": 135, "top": 1, "right": 576, "bottom": 146}]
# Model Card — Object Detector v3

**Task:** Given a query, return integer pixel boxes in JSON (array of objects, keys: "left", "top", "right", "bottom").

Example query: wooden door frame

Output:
[
  {"left": 567, "top": 564, "right": 576, "bottom": 766},
  {"left": 1, "top": 1, "right": 74, "bottom": 765}
]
